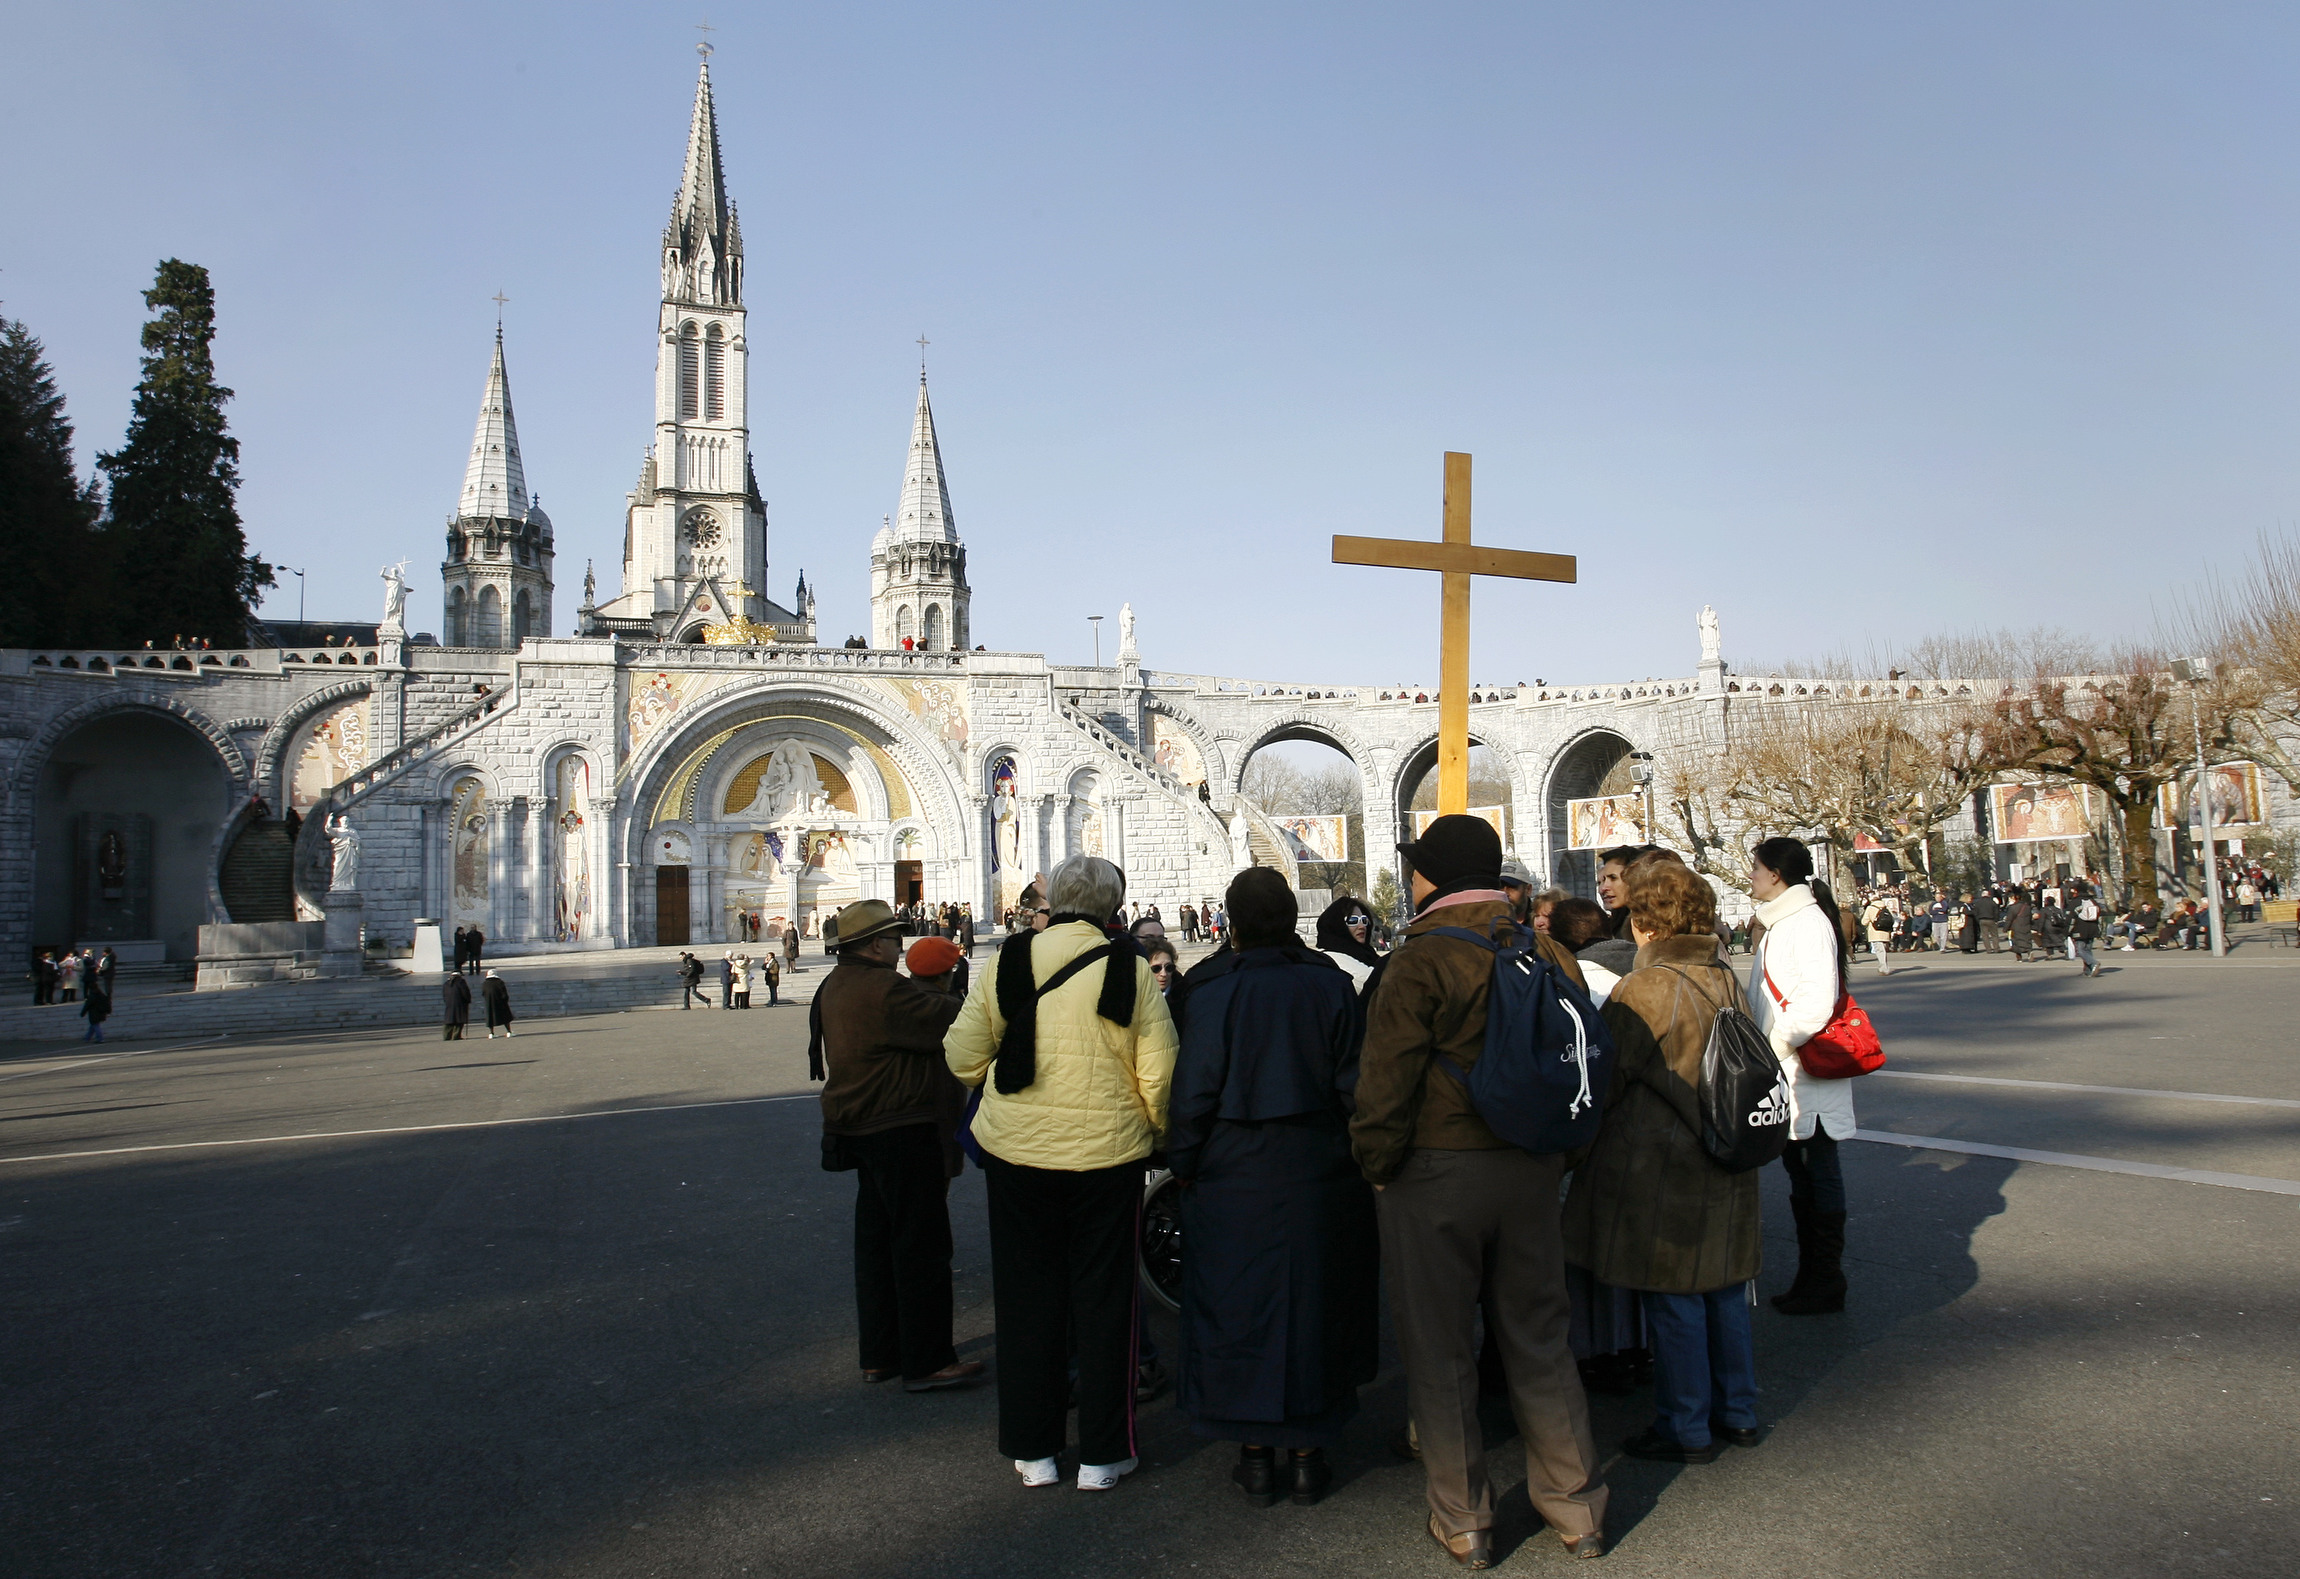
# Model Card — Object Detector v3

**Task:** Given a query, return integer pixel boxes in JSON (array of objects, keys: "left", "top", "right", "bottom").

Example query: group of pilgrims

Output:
[{"left": 807, "top": 815, "right": 1858, "bottom": 1566}]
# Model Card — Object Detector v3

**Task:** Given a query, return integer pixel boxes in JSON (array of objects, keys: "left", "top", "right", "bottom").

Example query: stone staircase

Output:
[
  {"left": 293, "top": 684, "right": 522, "bottom": 912},
  {"left": 219, "top": 819, "right": 297, "bottom": 923},
  {"left": 1051, "top": 697, "right": 1235, "bottom": 857},
  {"left": 1228, "top": 796, "right": 1302, "bottom": 887}
]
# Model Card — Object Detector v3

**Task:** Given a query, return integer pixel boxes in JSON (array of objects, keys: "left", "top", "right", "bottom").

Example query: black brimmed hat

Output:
[{"left": 1397, "top": 815, "right": 1505, "bottom": 886}]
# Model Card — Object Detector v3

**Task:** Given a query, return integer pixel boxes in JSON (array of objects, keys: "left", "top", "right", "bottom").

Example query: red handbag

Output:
[{"left": 1763, "top": 969, "right": 1885, "bottom": 1079}]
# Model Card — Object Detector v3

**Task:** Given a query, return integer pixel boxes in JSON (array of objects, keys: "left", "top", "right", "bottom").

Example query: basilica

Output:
[{"left": 0, "top": 59, "right": 1897, "bottom": 976}]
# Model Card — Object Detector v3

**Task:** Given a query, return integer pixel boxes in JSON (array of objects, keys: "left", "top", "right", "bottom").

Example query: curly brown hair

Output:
[{"left": 1625, "top": 859, "right": 1717, "bottom": 940}]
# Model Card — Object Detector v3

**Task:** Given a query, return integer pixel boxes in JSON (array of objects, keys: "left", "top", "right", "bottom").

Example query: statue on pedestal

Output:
[
  {"left": 1699, "top": 604, "right": 1722, "bottom": 665},
  {"left": 380, "top": 562, "right": 409, "bottom": 629},
  {"left": 328, "top": 813, "right": 362, "bottom": 891}
]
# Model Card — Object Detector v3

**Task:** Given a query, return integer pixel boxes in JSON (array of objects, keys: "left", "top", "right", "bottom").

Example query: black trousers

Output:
[
  {"left": 983, "top": 1152, "right": 1141, "bottom": 1465},
  {"left": 849, "top": 1123, "right": 958, "bottom": 1382}
]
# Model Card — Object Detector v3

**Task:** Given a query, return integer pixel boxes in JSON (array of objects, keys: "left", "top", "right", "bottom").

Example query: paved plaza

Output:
[{"left": 3, "top": 949, "right": 2295, "bottom": 1577}]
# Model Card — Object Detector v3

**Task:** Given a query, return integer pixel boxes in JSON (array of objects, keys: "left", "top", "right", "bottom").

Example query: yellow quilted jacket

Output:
[{"left": 944, "top": 922, "right": 1177, "bottom": 1171}]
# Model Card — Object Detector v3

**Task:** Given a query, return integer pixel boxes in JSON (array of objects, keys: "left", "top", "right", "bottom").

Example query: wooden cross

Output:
[{"left": 1333, "top": 452, "right": 1576, "bottom": 815}]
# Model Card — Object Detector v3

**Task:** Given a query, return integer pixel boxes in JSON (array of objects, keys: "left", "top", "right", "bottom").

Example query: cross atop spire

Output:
[
  {"left": 895, "top": 373, "right": 957, "bottom": 543},
  {"left": 458, "top": 328, "right": 529, "bottom": 522}
]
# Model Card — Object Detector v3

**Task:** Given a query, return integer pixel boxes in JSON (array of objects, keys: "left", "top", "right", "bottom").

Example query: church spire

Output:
[
  {"left": 663, "top": 58, "right": 742, "bottom": 305},
  {"left": 458, "top": 326, "right": 528, "bottom": 522},
  {"left": 895, "top": 372, "right": 957, "bottom": 543}
]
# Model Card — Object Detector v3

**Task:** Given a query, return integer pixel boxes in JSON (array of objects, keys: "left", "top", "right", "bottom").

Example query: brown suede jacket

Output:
[
  {"left": 816, "top": 954, "right": 965, "bottom": 1136},
  {"left": 1348, "top": 897, "right": 1589, "bottom": 1186}
]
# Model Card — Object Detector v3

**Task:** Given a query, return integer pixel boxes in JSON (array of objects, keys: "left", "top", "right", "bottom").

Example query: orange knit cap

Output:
[{"left": 906, "top": 936, "right": 965, "bottom": 978}]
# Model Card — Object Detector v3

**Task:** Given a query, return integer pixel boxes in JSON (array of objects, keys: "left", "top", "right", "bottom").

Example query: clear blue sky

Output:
[{"left": 7, "top": 2, "right": 2299, "bottom": 683}]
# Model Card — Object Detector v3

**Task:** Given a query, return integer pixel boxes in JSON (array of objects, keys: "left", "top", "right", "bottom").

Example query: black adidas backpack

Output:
[{"left": 1658, "top": 964, "right": 1791, "bottom": 1174}]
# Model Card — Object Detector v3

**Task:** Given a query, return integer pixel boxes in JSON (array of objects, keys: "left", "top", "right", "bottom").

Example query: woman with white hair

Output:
[{"left": 946, "top": 856, "right": 1179, "bottom": 1492}]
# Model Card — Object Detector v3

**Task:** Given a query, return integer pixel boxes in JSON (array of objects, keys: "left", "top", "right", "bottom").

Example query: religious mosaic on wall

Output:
[
  {"left": 1150, "top": 713, "right": 1206, "bottom": 788},
  {"left": 554, "top": 756, "right": 591, "bottom": 942},
  {"left": 882, "top": 678, "right": 969, "bottom": 748},
  {"left": 290, "top": 698, "right": 373, "bottom": 812},
  {"left": 449, "top": 777, "right": 490, "bottom": 931},
  {"left": 622, "top": 670, "right": 738, "bottom": 759}
]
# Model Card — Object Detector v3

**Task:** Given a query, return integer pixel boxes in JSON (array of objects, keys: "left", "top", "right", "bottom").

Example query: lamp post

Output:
[
  {"left": 2171, "top": 657, "right": 2227, "bottom": 957},
  {"left": 1628, "top": 751, "right": 1655, "bottom": 844},
  {"left": 278, "top": 565, "right": 306, "bottom": 627},
  {"left": 1088, "top": 614, "right": 1103, "bottom": 668}
]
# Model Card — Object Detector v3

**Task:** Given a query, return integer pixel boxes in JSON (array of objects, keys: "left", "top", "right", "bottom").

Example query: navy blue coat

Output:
[{"left": 1168, "top": 946, "right": 1378, "bottom": 1445}]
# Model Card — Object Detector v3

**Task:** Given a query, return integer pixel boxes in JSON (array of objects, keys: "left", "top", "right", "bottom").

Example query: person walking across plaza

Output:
[
  {"left": 442, "top": 969, "right": 471, "bottom": 1039},
  {"left": 1169, "top": 868, "right": 1377, "bottom": 1507},
  {"left": 1351, "top": 814, "right": 1609, "bottom": 1565},
  {"left": 465, "top": 926, "right": 486, "bottom": 975},
  {"left": 761, "top": 946, "right": 782, "bottom": 1005},
  {"left": 944, "top": 856, "right": 1177, "bottom": 1492},
  {"left": 679, "top": 951, "right": 708, "bottom": 1008},
  {"left": 481, "top": 969, "right": 515, "bottom": 1037},
  {"left": 1973, "top": 886, "right": 2004, "bottom": 954},
  {"left": 810, "top": 899, "right": 982, "bottom": 1396},
  {"left": 2007, "top": 889, "right": 2035, "bottom": 962},
  {"left": 79, "top": 969, "right": 111, "bottom": 1042},
  {"left": 1748, "top": 837, "right": 1855, "bottom": 1316},
  {"left": 1564, "top": 860, "right": 1763, "bottom": 1464}
]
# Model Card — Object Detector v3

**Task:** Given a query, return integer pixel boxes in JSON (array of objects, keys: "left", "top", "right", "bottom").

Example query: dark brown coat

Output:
[
  {"left": 815, "top": 955, "right": 965, "bottom": 1137},
  {"left": 1562, "top": 934, "right": 1762, "bottom": 1294},
  {"left": 1349, "top": 896, "right": 1589, "bottom": 1187}
]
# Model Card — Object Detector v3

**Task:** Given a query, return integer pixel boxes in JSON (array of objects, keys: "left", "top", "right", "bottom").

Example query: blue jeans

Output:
[{"left": 1641, "top": 1285, "right": 1758, "bottom": 1448}]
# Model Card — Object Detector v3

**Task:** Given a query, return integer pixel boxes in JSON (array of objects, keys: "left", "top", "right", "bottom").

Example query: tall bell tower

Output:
[{"left": 593, "top": 45, "right": 797, "bottom": 639}]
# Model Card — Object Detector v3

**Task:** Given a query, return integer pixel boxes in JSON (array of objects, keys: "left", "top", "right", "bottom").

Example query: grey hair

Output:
[{"left": 1047, "top": 855, "right": 1126, "bottom": 921}]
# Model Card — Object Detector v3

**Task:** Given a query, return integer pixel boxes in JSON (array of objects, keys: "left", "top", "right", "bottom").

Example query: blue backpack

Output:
[{"left": 1427, "top": 923, "right": 1615, "bottom": 1154}]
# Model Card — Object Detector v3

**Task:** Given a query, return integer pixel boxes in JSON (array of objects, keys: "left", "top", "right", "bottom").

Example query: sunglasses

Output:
[
  {"left": 1148, "top": 960, "right": 1177, "bottom": 974},
  {"left": 1346, "top": 915, "right": 1370, "bottom": 925}
]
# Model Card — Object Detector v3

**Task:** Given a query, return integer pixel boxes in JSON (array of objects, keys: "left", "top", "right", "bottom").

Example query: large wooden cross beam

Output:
[{"left": 1334, "top": 452, "right": 1576, "bottom": 816}]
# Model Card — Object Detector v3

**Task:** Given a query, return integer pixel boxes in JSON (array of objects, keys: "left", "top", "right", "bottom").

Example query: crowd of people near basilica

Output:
[{"left": 806, "top": 819, "right": 1869, "bottom": 1564}]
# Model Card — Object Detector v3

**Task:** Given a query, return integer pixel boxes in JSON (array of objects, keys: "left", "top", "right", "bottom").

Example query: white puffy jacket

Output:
[{"left": 1748, "top": 884, "right": 1856, "bottom": 1140}]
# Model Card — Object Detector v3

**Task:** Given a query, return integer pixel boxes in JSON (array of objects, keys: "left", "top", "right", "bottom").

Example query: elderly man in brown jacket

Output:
[
  {"left": 811, "top": 899, "right": 984, "bottom": 1394},
  {"left": 1351, "top": 816, "right": 1609, "bottom": 1565}
]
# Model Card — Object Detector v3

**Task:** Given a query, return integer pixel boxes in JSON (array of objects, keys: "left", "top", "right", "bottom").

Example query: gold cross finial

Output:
[{"left": 1333, "top": 453, "right": 1577, "bottom": 814}]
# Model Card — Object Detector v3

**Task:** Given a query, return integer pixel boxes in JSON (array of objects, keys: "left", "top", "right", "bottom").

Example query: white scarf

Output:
[{"left": 1752, "top": 882, "right": 1817, "bottom": 931}]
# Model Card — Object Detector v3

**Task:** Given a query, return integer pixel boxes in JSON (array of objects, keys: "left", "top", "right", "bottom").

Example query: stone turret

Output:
[
  {"left": 869, "top": 373, "right": 971, "bottom": 650},
  {"left": 440, "top": 327, "right": 552, "bottom": 647}
]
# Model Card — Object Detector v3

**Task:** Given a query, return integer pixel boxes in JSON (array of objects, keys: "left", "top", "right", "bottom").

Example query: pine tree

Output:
[
  {"left": 97, "top": 260, "right": 273, "bottom": 645},
  {"left": 0, "top": 313, "right": 105, "bottom": 646}
]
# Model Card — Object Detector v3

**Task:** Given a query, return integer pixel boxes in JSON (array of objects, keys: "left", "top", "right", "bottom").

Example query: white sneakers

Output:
[{"left": 1015, "top": 1455, "right": 1139, "bottom": 1490}]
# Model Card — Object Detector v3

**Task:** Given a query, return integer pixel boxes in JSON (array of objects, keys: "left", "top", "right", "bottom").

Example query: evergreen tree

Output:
[
  {"left": 97, "top": 260, "right": 272, "bottom": 645},
  {"left": 0, "top": 312, "right": 105, "bottom": 647}
]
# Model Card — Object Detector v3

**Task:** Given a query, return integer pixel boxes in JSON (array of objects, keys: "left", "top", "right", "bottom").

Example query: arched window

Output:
[
  {"left": 513, "top": 590, "right": 533, "bottom": 644},
  {"left": 895, "top": 605, "right": 914, "bottom": 645},
  {"left": 476, "top": 585, "right": 504, "bottom": 647},
  {"left": 923, "top": 604, "right": 944, "bottom": 651},
  {"left": 678, "top": 324, "right": 700, "bottom": 420},
  {"left": 704, "top": 325, "right": 725, "bottom": 421},
  {"left": 446, "top": 587, "right": 467, "bottom": 647}
]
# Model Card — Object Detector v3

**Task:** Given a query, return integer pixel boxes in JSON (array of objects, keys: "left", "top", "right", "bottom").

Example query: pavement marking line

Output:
[
  {"left": 1872, "top": 1068, "right": 2300, "bottom": 1110},
  {"left": 0, "top": 1092, "right": 817, "bottom": 1165},
  {"left": 0, "top": 1035, "right": 231, "bottom": 1085},
  {"left": 1854, "top": 1129, "right": 2300, "bottom": 1197}
]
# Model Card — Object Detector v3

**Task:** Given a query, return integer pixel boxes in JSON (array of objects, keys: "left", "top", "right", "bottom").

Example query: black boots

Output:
[
  {"left": 1288, "top": 1448, "right": 1332, "bottom": 1505},
  {"left": 1233, "top": 1445, "right": 1278, "bottom": 1506},
  {"left": 1234, "top": 1446, "right": 1331, "bottom": 1506},
  {"left": 1772, "top": 1201, "right": 1848, "bottom": 1315}
]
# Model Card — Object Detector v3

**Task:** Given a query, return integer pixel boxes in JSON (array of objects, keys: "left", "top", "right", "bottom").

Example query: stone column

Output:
[
  {"left": 489, "top": 803, "right": 514, "bottom": 940},
  {"left": 535, "top": 793, "right": 557, "bottom": 942},
  {"left": 591, "top": 793, "right": 617, "bottom": 946},
  {"left": 704, "top": 831, "right": 727, "bottom": 945},
  {"left": 1032, "top": 795, "right": 1055, "bottom": 881}
]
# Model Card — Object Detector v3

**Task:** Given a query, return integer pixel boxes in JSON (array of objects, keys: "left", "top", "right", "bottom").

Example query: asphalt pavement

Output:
[{"left": 1, "top": 947, "right": 2294, "bottom": 1577}]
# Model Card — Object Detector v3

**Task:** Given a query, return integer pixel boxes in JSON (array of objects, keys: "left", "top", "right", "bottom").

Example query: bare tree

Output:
[
  {"left": 2167, "top": 531, "right": 2300, "bottom": 797},
  {"left": 1984, "top": 651, "right": 2249, "bottom": 906},
  {"left": 1722, "top": 693, "right": 1999, "bottom": 879}
]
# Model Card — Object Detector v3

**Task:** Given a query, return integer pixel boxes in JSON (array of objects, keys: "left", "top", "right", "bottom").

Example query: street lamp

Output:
[
  {"left": 1088, "top": 614, "right": 1103, "bottom": 668},
  {"left": 1628, "top": 751, "right": 1655, "bottom": 843},
  {"left": 278, "top": 565, "right": 306, "bottom": 627},
  {"left": 2170, "top": 657, "right": 2227, "bottom": 958}
]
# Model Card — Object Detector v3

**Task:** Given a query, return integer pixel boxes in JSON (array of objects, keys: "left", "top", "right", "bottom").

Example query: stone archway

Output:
[
  {"left": 619, "top": 679, "right": 973, "bottom": 947},
  {"left": 1545, "top": 728, "right": 1636, "bottom": 898},
  {"left": 31, "top": 708, "right": 235, "bottom": 959}
]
